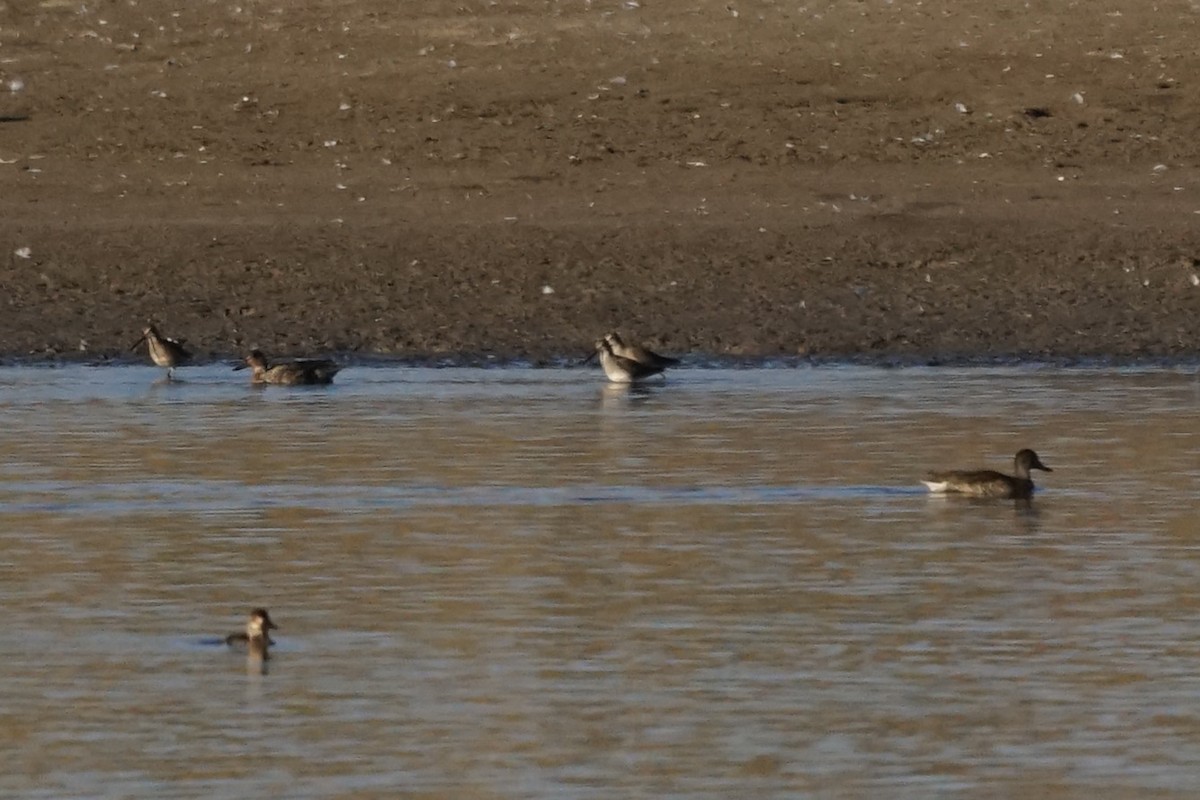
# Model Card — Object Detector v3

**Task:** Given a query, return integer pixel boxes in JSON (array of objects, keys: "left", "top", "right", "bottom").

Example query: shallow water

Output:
[{"left": 2, "top": 364, "right": 1199, "bottom": 798}]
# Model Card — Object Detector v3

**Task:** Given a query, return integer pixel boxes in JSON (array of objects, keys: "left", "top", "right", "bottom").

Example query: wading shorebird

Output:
[
  {"left": 603, "top": 332, "right": 680, "bottom": 370},
  {"left": 585, "top": 337, "right": 667, "bottom": 383},
  {"left": 129, "top": 325, "right": 191, "bottom": 380},
  {"left": 235, "top": 349, "right": 341, "bottom": 385},
  {"left": 921, "top": 449, "right": 1053, "bottom": 499}
]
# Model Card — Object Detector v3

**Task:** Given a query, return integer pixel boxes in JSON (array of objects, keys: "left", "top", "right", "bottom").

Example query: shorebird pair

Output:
[
  {"left": 586, "top": 332, "right": 680, "bottom": 383},
  {"left": 922, "top": 448, "right": 1052, "bottom": 499}
]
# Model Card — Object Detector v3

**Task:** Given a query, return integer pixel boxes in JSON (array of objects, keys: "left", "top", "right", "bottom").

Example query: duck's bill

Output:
[
  {"left": 127, "top": 335, "right": 146, "bottom": 351},
  {"left": 580, "top": 350, "right": 599, "bottom": 366},
  {"left": 232, "top": 362, "right": 248, "bottom": 371}
]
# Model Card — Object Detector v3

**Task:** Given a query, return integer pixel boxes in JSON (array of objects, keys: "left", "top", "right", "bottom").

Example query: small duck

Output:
[
  {"left": 129, "top": 325, "right": 191, "bottom": 380},
  {"left": 235, "top": 349, "right": 340, "bottom": 385},
  {"left": 225, "top": 608, "right": 278, "bottom": 650},
  {"left": 921, "top": 449, "right": 1053, "bottom": 499},
  {"left": 604, "top": 332, "right": 680, "bottom": 370},
  {"left": 585, "top": 338, "right": 666, "bottom": 383}
]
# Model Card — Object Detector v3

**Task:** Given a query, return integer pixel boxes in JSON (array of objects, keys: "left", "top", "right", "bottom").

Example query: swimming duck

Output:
[
  {"left": 921, "top": 449, "right": 1053, "bottom": 499},
  {"left": 585, "top": 338, "right": 666, "bottom": 383},
  {"left": 129, "top": 325, "right": 191, "bottom": 380},
  {"left": 225, "top": 608, "right": 278, "bottom": 649},
  {"left": 235, "top": 349, "right": 340, "bottom": 385},
  {"left": 603, "top": 332, "right": 680, "bottom": 370}
]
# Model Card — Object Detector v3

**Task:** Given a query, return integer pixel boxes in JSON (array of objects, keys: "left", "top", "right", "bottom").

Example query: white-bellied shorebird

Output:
[
  {"left": 585, "top": 338, "right": 667, "bottom": 383},
  {"left": 129, "top": 325, "right": 191, "bottom": 380}
]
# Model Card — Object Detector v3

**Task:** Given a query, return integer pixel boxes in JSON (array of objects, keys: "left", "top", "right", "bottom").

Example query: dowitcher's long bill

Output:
[
  {"left": 235, "top": 349, "right": 340, "bottom": 385},
  {"left": 130, "top": 324, "right": 191, "bottom": 379},
  {"left": 921, "top": 448, "right": 1053, "bottom": 499},
  {"left": 604, "top": 332, "right": 680, "bottom": 369},
  {"left": 592, "top": 338, "right": 666, "bottom": 383}
]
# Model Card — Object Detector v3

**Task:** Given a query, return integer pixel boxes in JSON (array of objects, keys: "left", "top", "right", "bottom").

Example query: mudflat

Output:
[{"left": 2, "top": 0, "right": 1199, "bottom": 363}]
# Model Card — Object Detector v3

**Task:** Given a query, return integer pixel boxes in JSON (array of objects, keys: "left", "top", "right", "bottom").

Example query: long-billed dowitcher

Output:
[
  {"left": 235, "top": 349, "right": 341, "bottom": 385},
  {"left": 921, "top": 449, "right": 1053, "bottom": 499},
  {"left": 585, "top": 337, "right": 666, "bottom": 383},
  {"left": 129, "top": 325, "right": 191, "bottom": 380},
  {"left": 604, "top": 332, "right": 680, "bottom": 369}
]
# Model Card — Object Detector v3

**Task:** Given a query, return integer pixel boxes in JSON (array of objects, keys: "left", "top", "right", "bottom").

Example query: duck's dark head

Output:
[{"left": 1015, "top": 449, "right": 1052, "bottom": 473}]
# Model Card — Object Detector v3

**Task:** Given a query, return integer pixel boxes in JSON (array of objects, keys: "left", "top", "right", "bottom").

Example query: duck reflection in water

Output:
[{"left": 1013, "top": 496, "right": 1042, "bottom": 534}]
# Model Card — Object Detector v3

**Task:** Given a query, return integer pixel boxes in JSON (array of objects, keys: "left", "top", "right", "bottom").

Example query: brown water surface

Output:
[{"left": 2, "top": 365, "right": 1199, "bottom": 798}]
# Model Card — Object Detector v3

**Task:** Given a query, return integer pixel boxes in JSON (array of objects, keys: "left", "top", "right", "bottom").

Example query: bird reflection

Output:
[
  {"left": 1012, "top": 497, "right": 1042, "bottom": 535},
  {"left": 245, "top": 640, "right": 270, "bottom": 676},
  {"left": 599, "top": 381, "right": 659, "bottom": 410},
  {"left": 923, "top": 492, "right": 1044, "bottom": 535}
]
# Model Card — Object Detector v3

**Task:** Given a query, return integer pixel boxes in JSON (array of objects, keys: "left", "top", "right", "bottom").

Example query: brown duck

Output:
[
  {"left": 921, "top": 449, "right": 1053, "bottom": 499},
  {"left": 235, "top": 349, "right": 340, "bottom": 385}
]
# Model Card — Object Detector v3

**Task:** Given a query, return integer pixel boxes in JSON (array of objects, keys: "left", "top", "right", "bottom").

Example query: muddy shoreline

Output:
[{"left": 2, "top": 0, "right": 1199, "bottom": 364}]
